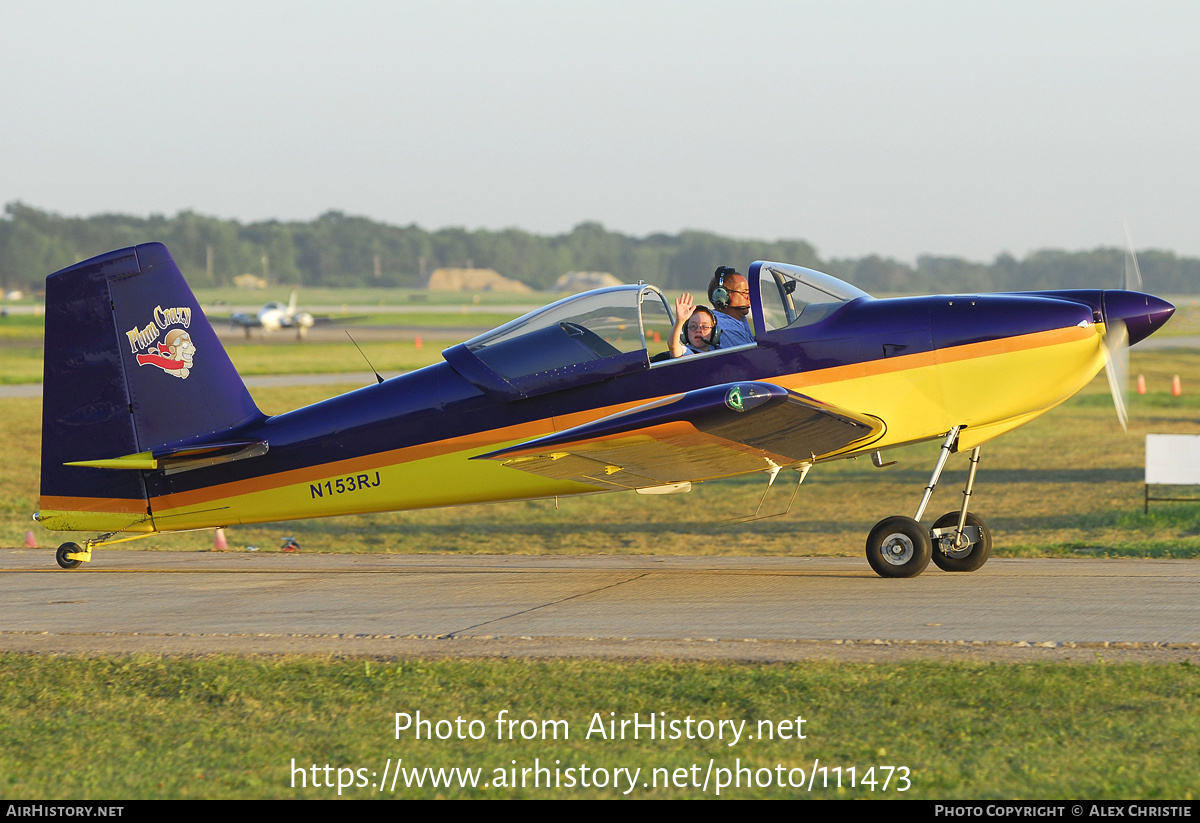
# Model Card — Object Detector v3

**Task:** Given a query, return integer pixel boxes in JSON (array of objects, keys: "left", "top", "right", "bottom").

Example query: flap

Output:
[{"left": 475, "top": 382, "right": 882, "bottom": 489}]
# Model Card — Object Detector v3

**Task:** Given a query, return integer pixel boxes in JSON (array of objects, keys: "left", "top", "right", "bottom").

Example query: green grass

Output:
[
  {"left": 225, "top": 342, "right": 445, "bottom": 377},
  {"left": 0, "top": 348, "right": 44, "bottom": 384},
  {"left": 0, "top": 313, "right": 45, "bottom": 338},
  {"left": 193, "top": 286, "right": 555, "bottom": 307},
  {"left": 0, "top": 312, "right": 511, "bottom": 382},
  {"left": 0, "top": 329, "right": 460, "bottom": 383},
  {"left": 1, "top": 654, "right": 1195, "bottom": 799},
  {"left": 331, "top": 310, "right": 520, "bottom": 327}
]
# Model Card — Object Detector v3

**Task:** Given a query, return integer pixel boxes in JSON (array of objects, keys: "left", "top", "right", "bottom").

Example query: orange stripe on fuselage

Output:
[
  {"left": 150, "top": 419, "right": 547, "bottom": 511},
  {"left": 39, "top": 495, "right": 148, "bottom": 514},
  {"left": 935, "top": 324, "right": 1093, "bottom": 364},
  {"left": 780, "top": 324, "right": 1092, "bottom": 389}
]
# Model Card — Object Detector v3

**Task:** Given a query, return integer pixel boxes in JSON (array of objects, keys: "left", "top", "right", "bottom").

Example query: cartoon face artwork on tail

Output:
[{"left": 132, "top": 323, "right": 196, "bottom": 378}]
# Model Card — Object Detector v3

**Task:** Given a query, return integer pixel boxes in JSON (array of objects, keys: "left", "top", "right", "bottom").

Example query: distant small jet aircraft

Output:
[
  {"left": 229, "top": 288, "right": 317, "bottom": 338},
  {"left": 36, "top": 244, "right": 1173, "bottom": 577}
]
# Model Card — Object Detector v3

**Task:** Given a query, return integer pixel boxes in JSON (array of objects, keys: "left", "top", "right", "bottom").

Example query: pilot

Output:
[
  {"left": 708, "top": 266, "right": 754, "bottom": 348},
  {"left": 667, "top": 292, "right": 719, "bottom": 357}
]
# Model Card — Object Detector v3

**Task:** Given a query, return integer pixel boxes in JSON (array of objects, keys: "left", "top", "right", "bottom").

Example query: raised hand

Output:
[{"left": 674, "top": 292, "right": 696, "bottom": 324}]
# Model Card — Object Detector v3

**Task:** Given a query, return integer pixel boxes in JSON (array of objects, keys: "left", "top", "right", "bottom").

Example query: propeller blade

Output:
[
  {"left": 1102, "top": 317, "right": 1130, "bottom": 432},
  {"left": 1123, "top": 222, "right": 1144, "bottom": 293}
]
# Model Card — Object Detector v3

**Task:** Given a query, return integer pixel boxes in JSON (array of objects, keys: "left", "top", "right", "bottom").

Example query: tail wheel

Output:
[
  {"left": 866, "top": 516, "right": 932, "bottom": 578},
  {"left": 930, "top": 512, "right": 992, "bottom": 572},
  {"left": 56, "top": 542, "right": 83, "bottom": 570}
]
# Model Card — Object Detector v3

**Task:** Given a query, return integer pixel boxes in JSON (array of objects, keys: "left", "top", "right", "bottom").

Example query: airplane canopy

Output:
[
  {"left": 753, "top": 262, "right": 872, "bottom": 336},
  {"left": 442, "top": 284, "right": 673, "bottom": 400}
]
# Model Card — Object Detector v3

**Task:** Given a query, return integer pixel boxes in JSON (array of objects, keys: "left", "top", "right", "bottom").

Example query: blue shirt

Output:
[{"left": 714, "top": 312, "right": 754, "bottom": 348}]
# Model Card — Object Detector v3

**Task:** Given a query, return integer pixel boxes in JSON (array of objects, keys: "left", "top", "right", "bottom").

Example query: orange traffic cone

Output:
[
  {"left": 414, "top": 335, "right": 423, "bottom": 350},
  {"left": 24, "top": 530, "right": 36, "bottom": 548},
  {"left": 1136, "top": 374, "right": 1146, "bottom": 395},
  {"left": 213, "top": 528, "right": 228, "bottom": 551},
  {"left": 1172, "top": 375, "right": 1182, "bottom": 397}
]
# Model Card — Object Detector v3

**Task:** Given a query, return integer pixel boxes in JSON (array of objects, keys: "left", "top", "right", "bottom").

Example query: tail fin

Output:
[{"left": 38, "top": 243, "right": 263, "bottom": 533}]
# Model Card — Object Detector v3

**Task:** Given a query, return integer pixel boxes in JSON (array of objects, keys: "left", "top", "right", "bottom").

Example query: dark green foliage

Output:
[{"left": 4, "top": 201, "right": 1199, "bottom": 294}]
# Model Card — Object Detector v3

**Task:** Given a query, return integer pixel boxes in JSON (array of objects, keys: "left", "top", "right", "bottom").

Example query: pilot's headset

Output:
[
  {"left": 681, "top": 305, "right": 721, "bottom": 348},
  {"left": 709, "top": 266, "right": 737, "bottom": 309}
]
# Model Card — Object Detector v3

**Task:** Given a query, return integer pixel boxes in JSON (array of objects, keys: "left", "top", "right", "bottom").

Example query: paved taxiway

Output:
[{"left": 1, "top": 550, "right": 1196, "bottom": 662}]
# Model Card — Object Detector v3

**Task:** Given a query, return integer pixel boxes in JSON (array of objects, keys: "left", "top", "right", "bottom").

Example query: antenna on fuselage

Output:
[{"left": 345, "top": 330, "right": 384, "bottom": 385}]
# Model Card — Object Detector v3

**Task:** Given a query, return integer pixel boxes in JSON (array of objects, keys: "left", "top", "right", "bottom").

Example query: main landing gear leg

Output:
[
  {"left": 929, "top": 446, "right": 992, "bottom": 572},
  {"left": 867, "top": 426, "right": 970, "bottom": 578},
  {"left": 913, "top": 426, "right": 961, "bottom": 524}
]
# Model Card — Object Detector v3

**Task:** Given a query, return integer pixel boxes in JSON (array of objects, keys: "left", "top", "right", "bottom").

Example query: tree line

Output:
[{"left": 2, "top": 201, "right": 1197, "bottom": 295}]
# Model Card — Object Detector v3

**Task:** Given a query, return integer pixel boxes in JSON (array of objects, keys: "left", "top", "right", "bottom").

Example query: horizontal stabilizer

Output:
[
  {"left": 475, "top": 382, "right": 881, "bottom": 489},
  {"left": 64, "top": 440, "right": 269, "bottom": 475}
]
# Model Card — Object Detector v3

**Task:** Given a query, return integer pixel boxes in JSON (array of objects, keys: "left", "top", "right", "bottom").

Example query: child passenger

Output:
[{"left": 668, "top": 292, "right": 719, "bottom": 357}]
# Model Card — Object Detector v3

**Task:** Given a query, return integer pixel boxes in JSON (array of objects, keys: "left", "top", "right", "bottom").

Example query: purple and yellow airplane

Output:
[{"left": 36, "top": 243, "right": 1174, "bottom": 577}]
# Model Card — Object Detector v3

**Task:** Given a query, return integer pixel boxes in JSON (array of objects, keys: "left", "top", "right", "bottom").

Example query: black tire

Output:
[
  {"left": 929, "top": 512, "right": 991, "bottom": 572},
  {"left": 56, "top": 542, "right": 82, "bottom": 570},
  {"left": 866, "top": 516, "right": 932, "bottom": 578}
]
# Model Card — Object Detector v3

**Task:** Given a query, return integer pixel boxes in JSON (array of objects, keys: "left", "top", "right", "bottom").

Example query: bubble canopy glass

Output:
[
  {"left": 754, "top": 262, "right": 871, "bottom": 334},
  {"left": 443, "top": 285, "right": 673, "bottom": 399}
]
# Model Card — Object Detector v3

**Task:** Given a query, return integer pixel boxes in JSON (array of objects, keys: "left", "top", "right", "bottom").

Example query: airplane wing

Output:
[
  {"left": 229, "top": 312, "right": 262, "bottom": 328},
  {"left": 474, "top": 382, "right": 883, "bottom": 490},
  {"left": 227, "top": 313, "right": 364, "bottom": 328}
]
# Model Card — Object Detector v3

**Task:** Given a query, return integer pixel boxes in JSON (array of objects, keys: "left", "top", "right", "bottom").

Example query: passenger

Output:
[
  {"left": 667, "top": 292, "right": 719, "bottom": 357},
  {"left": 707, "top": 266, "right": 754, "bottom": 348}
]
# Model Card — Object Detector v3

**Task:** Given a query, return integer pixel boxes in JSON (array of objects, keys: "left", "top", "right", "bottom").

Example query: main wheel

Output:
[
  {"left": 866, "top": 516, "right": 932, "bottom": 578},
  {"left": 929, "top": 512, "right": 991, "bottom": 572},
  {"left": 56, "top": 542, "right": 82, "bottom": 570}
]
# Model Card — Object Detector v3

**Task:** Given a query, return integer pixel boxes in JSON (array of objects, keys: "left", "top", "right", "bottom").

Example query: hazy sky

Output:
[{"left": 2, "top": 0, "right": 1197, "bottom": 263}]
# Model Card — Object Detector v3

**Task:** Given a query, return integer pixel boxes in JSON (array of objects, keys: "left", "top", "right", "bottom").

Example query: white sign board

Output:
[{"left": 1145, "top": 434, "right": 1200, "bottom": 485}]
